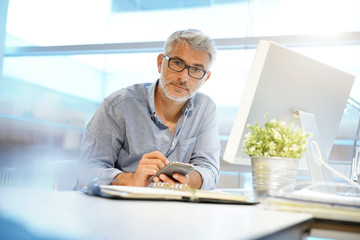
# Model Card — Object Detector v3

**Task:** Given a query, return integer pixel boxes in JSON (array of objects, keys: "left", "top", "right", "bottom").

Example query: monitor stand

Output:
[{"left": 296, "top": 110, "right": 333, "bottom": 183}]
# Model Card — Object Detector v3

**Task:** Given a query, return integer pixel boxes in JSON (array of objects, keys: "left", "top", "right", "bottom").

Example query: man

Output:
[{"left": 79, "top": 29, "right": 220, "bottom": 190}]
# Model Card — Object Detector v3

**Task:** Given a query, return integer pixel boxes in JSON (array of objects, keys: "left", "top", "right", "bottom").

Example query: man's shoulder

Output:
[{"left": 105, "top": 83, "right": 152, "bottom": 106}]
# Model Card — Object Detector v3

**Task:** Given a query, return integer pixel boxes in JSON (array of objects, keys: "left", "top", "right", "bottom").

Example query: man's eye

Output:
[
  {"left": 173, "top": 60, "right": 183, "bottom": 66},
  {"left": 192, "top": 67, "right": 202, "bottom": 73}
]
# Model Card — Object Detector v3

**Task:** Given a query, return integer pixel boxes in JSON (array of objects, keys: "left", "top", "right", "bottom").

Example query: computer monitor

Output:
[{"left": 223, "top": 40, "right": 355, "bottom": 180}]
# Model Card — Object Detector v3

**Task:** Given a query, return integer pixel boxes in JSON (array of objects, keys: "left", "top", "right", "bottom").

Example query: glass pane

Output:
[
  {"left": 100, "top": 52, "right": 160, "bottom": 96},
  {"left": 1, "top": 55, "right": 103, "bottom": 189},
  {"left": 6, "top": 0, "right": 360, "bottom": 47},
  {"left": 6, "top": 0, "right": 112, "bottom": 46},
  {"left": 3, "top": 55, "right": 105, "bottom": 102},
  {"left": 250, "top": 0, "right": 360, "bottom": 36},
  {"left": 0, "top": 74, "right": 99, "bottom": 189},
  {"left": 5, "top": 0, "right": 249, "bottom": 47},
  {"left": 201, "top": 49, "right": 256, "bottom": 107}
]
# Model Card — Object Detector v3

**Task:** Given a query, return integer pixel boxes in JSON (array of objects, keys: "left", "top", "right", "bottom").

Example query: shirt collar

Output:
[{"left": 147, "top": 79, "right": 194, "bottom": 117}]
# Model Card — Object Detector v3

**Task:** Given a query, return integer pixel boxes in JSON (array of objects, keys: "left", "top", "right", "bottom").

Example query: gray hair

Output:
[{"left": 163, "top": 29, "right": 217, "bottom": 68}]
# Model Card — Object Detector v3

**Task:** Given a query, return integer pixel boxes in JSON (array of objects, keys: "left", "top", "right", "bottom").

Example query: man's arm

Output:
[
  {"left": 78, "top": 98, "right": 126, "bottom": 187},
  {"left": 189, "top": 98, "right": 221, "bottom": 190},
  {"left": 111, "top": 151, "right": 169, "bottom": 187}
]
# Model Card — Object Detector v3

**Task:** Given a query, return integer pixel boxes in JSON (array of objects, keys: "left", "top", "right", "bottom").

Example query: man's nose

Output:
[{"left": 178, "top": 68, "right": 189, "bottom": 82}]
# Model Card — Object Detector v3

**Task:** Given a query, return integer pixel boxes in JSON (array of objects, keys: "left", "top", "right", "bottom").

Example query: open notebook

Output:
[{"left": 83, "top": 182, "right": 255, "bottom": 205}]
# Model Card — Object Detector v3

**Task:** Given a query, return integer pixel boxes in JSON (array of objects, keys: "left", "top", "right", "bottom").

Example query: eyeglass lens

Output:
[{"left": 168, "top": 59, "right": 205, "bottom": 79}]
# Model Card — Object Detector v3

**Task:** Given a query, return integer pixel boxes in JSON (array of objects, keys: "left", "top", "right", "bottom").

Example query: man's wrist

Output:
[{"left": 111, "top": 172, "right": 135, "bottom": 186}]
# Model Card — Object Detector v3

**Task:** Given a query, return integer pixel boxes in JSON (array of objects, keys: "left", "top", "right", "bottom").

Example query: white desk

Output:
[{"left": 0, "top": 187, "right": 313, "bottom": 240}]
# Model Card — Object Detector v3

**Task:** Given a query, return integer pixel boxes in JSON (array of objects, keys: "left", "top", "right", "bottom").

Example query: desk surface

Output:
[{"left": 0, "top": 187, "right": 313, "bottom": 240}]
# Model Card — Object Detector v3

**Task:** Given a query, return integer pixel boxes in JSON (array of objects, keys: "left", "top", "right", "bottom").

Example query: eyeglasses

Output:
[{"left": 163, "top": 55, "right": 207, "bottom": 80}]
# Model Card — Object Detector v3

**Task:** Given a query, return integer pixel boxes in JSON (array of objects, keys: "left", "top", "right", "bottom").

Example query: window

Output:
[{"left": 1, "top": 0, "right": 360, "bottom": 189}]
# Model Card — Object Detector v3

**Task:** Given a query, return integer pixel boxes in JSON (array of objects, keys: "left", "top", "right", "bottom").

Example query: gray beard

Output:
[{"left": 159, "top": 77, "right": 195, "bottom": 102}]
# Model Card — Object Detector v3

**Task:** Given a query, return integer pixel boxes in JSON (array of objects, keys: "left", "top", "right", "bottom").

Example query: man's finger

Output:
[
  {"left": 159, "top": 173, "right": 176, "bottom": 184},
  {"left": 139, "top": 158, "right": 167, "bottom": 169},
  {"left": 172, "top": 173, "right": 189, "bottom": 184},
  {"left": 142, "top": 151, "right": 169, "bottom": 164}
]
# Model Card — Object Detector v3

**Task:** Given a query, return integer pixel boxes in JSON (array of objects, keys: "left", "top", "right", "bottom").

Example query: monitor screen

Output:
[{"left": 223, "top": 40, "right": 355, "bottom": 173}]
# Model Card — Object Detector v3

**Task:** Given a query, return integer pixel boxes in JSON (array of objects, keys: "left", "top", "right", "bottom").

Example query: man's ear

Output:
[{"left": 157, "top": 54, "right": 164, "bottom": 73}]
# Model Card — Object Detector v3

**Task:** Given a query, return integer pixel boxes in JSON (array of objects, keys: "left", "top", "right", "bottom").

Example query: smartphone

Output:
[{"left": 148, "top": 162, "right": 194, "bottom": 182}]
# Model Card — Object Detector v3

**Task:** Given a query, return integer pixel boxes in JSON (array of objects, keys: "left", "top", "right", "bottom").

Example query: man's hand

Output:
[
  {"left": 112, "top": 150, "right": 203, "bottom": 189},
  {"left": 158, "top": 170, "right": 203, "bottom": 189},
  {"left": 112, "top": 151, "right": 169, "bottom": 187},
  {"left": 132, "top": 151, "right": 169, "bottom": 186}
]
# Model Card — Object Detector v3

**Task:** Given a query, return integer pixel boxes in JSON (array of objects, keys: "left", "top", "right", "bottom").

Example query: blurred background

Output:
[{"left": 0, "top": 0, "right": 359, "bottom": 190}]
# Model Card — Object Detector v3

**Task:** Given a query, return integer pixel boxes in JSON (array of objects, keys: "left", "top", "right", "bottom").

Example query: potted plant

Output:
[{"left": 243, "top": 115, "right": 311, "bottom": 201}]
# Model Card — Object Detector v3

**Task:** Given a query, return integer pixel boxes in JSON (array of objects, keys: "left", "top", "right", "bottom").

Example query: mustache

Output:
[{"left": 171, "top": 82, "right": 188, "bottom": 89}]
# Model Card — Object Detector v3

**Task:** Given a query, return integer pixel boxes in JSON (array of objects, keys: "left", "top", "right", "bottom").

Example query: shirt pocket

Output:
[{"left": 169, "top": 137, "right": 197, "bottom": 163}]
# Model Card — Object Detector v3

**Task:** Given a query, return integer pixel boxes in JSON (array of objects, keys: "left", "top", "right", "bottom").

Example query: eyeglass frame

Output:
[{"left": 163, "top": 54, "right": 208, "bottom": 80}]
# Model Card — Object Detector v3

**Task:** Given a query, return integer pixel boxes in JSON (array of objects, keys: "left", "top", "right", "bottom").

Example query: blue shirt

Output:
[{"left": 79, "top": 80, "right": 220, "bottom": 189}]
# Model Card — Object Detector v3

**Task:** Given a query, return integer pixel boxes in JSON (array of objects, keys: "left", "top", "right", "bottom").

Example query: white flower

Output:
[
  {"left": 242, "top": 115, "right": 311, "bottom": 159},
  {"left": 245, "top": 133, "right": 252, "bottom": 139},
  {"left": 273, "top": 130, "right": 281, "bottom": 140},
  {"left": 290, "top": 144, "right": 299, "bottom": 152},
  {"left": 249, "top": 146, "right": 256, "bottom": 154}
]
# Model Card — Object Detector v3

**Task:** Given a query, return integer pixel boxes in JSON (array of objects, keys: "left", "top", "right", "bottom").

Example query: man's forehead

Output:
[{"left": 168, "top": 42, "right": 210, "bottom": 67}]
